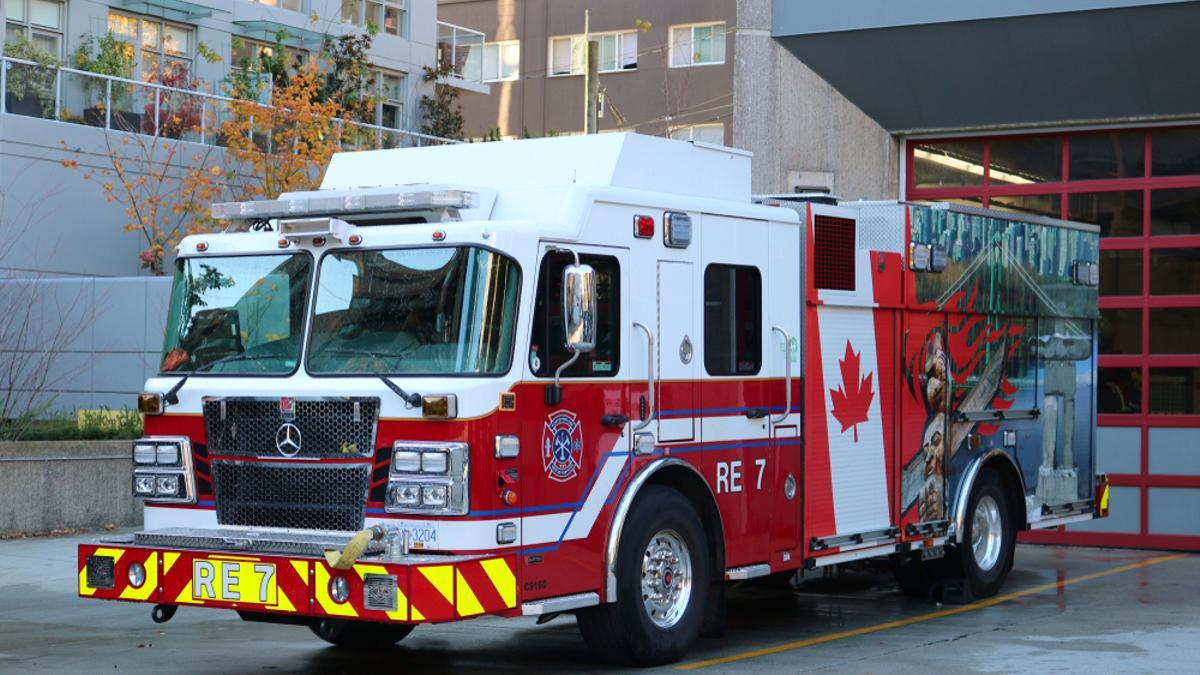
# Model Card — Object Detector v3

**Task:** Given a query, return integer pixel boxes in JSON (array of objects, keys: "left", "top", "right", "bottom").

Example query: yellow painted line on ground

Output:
[{"left": 678, "top": 553, "right": 1187, "bottom": 671}]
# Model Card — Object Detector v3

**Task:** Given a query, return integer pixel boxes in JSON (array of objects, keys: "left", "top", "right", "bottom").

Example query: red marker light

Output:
[
  {"left": 432, "top": 230, "right": 446, "bottom": 241},
  {"left": 348, "top": 234, "right": 362, "bottom": 246},
  {"left": 311, "top": 236, "right": 326, "bottom": 247},
  {"left": 634, "top": 215, "right": 654, "bottom": 239},
  {"left": 277, "top": 238, "right": 289, "bottom": 249},
  {"left": 195, "top": 241, "right": 208, "bottom": 252}
]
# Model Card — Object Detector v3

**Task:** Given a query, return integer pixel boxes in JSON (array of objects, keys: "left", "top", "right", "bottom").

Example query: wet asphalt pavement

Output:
[{"left": 1, "top": 532, "right": 1196, "bottom": 673}]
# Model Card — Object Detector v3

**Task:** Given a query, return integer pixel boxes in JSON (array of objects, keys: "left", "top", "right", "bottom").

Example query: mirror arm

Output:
[{"left": 544, "top": 245, "right": 583, "bottom": 407}]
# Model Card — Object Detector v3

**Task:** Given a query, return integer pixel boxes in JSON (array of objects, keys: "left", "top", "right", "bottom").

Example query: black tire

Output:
[
  {"left": 577, "top": 485, "right": 711, "bottom": 666},
  {"left": 945, "top": 468, "right": 1016, "bottom": 599},
  {"left": 309, "top": 619, "right": 414, "bottom": 648}
]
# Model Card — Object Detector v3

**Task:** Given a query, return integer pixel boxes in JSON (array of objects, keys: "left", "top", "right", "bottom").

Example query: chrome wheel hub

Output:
[
  {"left": 640, "top": 529, "right": 693, "bottom": 629},
  {"left": 971, "top": 495, "right": 1003, "bottom": 572}
]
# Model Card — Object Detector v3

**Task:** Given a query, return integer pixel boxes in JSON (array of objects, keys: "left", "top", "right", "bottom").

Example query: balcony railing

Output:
[
  {"left": 437, "top": 20, "right": 485, "bottom": 84},
  {"left": 0, "top": 56, "right": 456, "bottom": 150}
]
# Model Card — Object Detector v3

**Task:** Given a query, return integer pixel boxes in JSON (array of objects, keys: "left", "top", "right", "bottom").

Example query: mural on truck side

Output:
[{"left": 901, "top": 208, "right": 1099, "bottom": 524}]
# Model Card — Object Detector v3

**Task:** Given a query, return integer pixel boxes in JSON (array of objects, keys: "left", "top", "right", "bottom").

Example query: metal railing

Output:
[
  {"left": 436, "top": 20, "right": 485, "bottom": 84},
  {"left": 0, "top": 55, "right": 456, "bottom": 150}
]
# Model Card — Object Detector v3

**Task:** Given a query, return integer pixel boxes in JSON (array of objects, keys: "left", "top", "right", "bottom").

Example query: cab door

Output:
[{"left": 521, "top": 243, "right": 629, "bottom": 600}]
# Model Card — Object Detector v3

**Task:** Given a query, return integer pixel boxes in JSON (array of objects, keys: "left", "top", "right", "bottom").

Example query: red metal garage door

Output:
[{"left": 904, "top": 126, "right": 1200, "bottom": 550}]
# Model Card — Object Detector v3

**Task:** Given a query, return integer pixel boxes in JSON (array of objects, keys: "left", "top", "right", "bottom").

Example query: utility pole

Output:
[
  {"left": 583, "top": 9, "right": 600, "bottom": 134},
  {"left": 585, "top": 41, "right": 600, "bottom": 133}
]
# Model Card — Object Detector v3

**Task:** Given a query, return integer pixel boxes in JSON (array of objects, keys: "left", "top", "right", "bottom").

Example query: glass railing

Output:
[
  {"left": 1, "top": 55, "right": 456, "bottom": 149},
  {"left": 436, "top": 20, "right": 485, "bottom": 84}
]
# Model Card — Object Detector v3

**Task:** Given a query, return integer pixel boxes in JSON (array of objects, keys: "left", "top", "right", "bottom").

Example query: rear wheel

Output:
[
  {"left": 309, "top": 619, "right": 414, "bottom": 648},
  {"left": 577, "top": 485, "right": 711, "bottom": 666},
  {"left": 946, "top": 468, "right": 1016, "bottom": 599}
]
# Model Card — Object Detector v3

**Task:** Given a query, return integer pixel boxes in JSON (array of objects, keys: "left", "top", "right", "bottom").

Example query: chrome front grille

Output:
[
  {"left": 202, "top": 397, "right": 379, "bottom": 459},
  {"left": 212, "top": 461, "right": 370, "bottom": 532}
]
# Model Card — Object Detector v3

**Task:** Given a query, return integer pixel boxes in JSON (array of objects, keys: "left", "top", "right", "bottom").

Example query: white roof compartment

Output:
[{"left": 321, "top": 132, "right": 753, "bottom": 202}]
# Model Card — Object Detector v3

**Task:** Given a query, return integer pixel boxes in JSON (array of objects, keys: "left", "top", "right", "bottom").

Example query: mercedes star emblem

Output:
[{"left": 276, "top": 422, "right": 302, "bottom": 458}]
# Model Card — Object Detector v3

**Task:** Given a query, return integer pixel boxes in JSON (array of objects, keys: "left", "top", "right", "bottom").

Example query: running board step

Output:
[
  {"left": 522, "top": 592, "right": 600, "bottom": 616},
  {"left": 725, "top": 564, "right": 771, "bottom": 580}
]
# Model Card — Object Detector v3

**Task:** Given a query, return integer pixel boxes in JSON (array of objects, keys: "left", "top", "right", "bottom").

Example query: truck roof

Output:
[{"left": 320, "top": 133, "right": 754, "bottom": 203}]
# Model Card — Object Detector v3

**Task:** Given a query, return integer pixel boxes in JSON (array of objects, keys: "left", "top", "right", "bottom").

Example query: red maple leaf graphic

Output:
[{"left": 830, "top": 341, "right": 874, "bottom": 442}]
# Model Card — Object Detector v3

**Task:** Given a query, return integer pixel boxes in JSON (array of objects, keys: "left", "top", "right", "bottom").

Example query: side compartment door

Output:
[
  {"left": 897, "top": 311, "right": 950, "bottom": 539},
  {"left": 657, "top": 260, "right": 696, "bottom": 442}
]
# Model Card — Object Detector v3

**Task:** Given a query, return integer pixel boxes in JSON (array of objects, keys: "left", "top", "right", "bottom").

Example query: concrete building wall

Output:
[
  {"left": 0, "top": 440, "right": 143, "bottom": 534},
  {"left": 438, "top": 0, "right": 735, "bottom": 142},
  {"left": 734, "top": 0, "right": 898, "bottom": 197}
]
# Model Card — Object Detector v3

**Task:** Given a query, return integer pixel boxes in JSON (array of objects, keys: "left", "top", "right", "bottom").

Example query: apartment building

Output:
[
  {"left": 0, "top": 0, "right": 486, "bottom": 412},
  {"left": 437, "top": 0, "right": 899, "bottom": 198}
]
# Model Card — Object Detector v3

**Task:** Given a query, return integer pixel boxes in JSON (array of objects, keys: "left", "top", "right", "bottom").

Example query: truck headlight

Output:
[
  {"left": 134, "top": 475, "right": 156, "bottom": 495},
  {"left": 131, "top": 436, "right": 194, "bottom": 504},
  {"left": 386, "top": 442, "right": 468, "bottom": 516}
]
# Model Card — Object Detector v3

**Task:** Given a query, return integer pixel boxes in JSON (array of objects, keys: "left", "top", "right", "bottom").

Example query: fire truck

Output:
[{"left": 78, "top": 134, "right": 1106, "bottom": 665}]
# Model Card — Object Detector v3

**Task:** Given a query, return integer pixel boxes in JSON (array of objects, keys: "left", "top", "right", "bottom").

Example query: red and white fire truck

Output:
[{"left": 78, "top": 134, "right": 1107, "bottom": 665}]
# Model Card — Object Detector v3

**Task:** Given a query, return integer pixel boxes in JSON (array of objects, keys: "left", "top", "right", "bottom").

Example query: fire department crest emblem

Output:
[{"left": 542, "top": 410, "right": 583, "bottom": 482}]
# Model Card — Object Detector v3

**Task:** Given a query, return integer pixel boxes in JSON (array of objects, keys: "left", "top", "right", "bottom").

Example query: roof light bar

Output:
[{"left": 211, "top": 189, "right": 477, "bottom": 222}]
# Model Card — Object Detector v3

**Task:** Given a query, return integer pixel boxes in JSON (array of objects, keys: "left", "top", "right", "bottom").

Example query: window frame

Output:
[
  {"left": 481, "top": 40, "right": 520, "bottom": 82},
  {"left": 669, "top": 123, "right": 725, "bottom": 145},
  {"left": 669, "top": 21, "right": 727, "bottom": 68},
  {"left": 251, "top": 0, "right": 306, "bottom": 13},
  {"left": 703, "top": 263, "right": 763, "bottom": 377},
  {"left": 342, "top": 0, "right": 407, "bottom": 38},
  {"left": 547, "top": 30, "right": 637, "bottom": 77},
  {"left": 528, "top": 251, "right": 622, "bottom": 379},
  {"left": 368, "top": 68, "right": 407, "bottom": 131},
  {"left": 107, "top": 11, "right": 195, "bottom": 82},
  {"left": 5, "top": 0, "right": 66, "bottom": 58}
]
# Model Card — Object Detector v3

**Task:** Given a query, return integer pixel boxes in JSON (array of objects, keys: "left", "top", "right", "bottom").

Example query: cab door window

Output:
[
  {"left": 704, "top": 263, "right": 762, "bottom": 375},
  {"left": 530, "top": 252, "right": 620, "bottom": 377}
]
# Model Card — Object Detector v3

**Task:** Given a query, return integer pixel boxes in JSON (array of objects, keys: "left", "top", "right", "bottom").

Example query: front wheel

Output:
[
  {"left": 946, "top": 468, "right": 1016, "bottom": 599},
  {"left": 577, "top": 485, "right": 711, "bottom": 666},
  {"left": 309, "top": 619, "right": 414, "bottom": 648}
]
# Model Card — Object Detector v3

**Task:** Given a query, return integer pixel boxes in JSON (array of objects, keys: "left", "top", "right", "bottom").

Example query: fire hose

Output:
[{"left": 324, "top": 525, "right": 386, "bottom": 570}]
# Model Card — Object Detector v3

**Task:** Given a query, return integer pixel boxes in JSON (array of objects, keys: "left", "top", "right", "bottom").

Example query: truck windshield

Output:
[
  {"left": 160, "top": 253, "right": 311, "bottom": 374},
  {"left": 308, "top": 247, "right": 520, "bottom": 375}
]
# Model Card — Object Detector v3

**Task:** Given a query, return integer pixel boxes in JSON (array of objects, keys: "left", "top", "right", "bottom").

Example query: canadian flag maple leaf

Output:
[{"left": 829, "top": 341, "right": 874, "bottom": 442}]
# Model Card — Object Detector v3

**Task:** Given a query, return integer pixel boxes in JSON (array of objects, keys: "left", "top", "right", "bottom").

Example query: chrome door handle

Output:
[
  {"left": 633, "top": 321, "right": 654, "bottom": 431},
  {"left": 772, "top": 325, "right": 792, "bottom": 425}
]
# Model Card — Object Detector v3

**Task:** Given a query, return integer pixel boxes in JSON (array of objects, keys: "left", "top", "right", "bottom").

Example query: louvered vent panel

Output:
[{"left": 813, "top": 215, "right": 857, "bottom": 291}]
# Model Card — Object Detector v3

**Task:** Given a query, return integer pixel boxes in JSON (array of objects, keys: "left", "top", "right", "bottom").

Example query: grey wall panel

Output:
[
  {"left": 1148, "top": 428, "right": 1200, "bottom": 475},
  {"left": 1067, "top": 486, "right": 1140, "bottom": 533},
  {"left": 1148, "top": 488, "right": 1200, "bottom": 535},
  {"left": 1097, "top": 426, "right": 1142, "bottom": 475}
]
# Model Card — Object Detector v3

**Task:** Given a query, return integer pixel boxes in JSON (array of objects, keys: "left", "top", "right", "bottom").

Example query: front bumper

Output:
[{"left": 78, "top": 529, "right": 518, "bottom": 624}]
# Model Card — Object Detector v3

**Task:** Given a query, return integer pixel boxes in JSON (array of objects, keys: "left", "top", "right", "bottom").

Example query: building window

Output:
[
  {"left": 342, "top": 0, "right": 406, "bottom": 38},
  {"left": 530, "top": 252, "right": 620, "bottom": 378},
  {"left": 370, "top": 70, "right": 405, "bottom": 130},
  {"left": 252, "top": 0, "right": 304, "bottom": 12},
  {"left": 108, "top": 12, "right": 194, "bottom": 82},
  {"left": 669, "top": 123, "right": 725, "bottom": 145},
  {"left": 704, "top": 264, "right": 762, "bottom": 376},
  {"left": 5, "top": 0, "right": 65, "bottom": 57},
  {"left": 670, "top": 22, "right": 726, "bottom": 67},
  {"left": 548, "top": 31, "right": 636, "bottom": 76},
  {"left": 481, "top": 40, "right": 519, "bottom": 82},
  {"left": 230, "top": 39, "right": 307, "bottom": 102}
]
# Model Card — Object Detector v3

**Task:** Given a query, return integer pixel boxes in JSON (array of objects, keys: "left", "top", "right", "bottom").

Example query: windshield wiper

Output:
[
  {"left": 378, "top": 376, "right": 422, "bottom": 408},
  {"left": 194, "top": 352, "right": 278, "bottom": 373},
  {"left": 163, "top": 375, "right": 188, "bottom": 406}
]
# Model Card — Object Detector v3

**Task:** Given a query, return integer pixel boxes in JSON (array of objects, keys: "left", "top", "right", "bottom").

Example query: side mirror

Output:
[
  {"left": 546, "top": 262, "right": 596, "bottom": 406},
  {"left": 562, "top": 263, "right": 597, "bottom": 354}
]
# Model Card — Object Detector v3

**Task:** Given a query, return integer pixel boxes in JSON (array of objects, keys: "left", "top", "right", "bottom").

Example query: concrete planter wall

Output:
[{"left": 0, "top": 440, "right": 142, "bottom": 535}]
